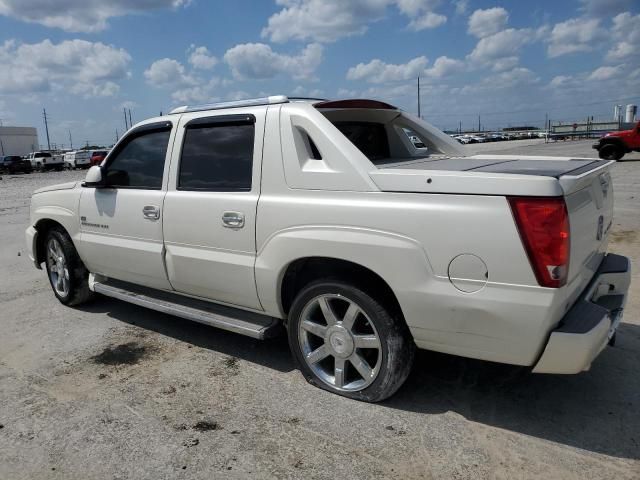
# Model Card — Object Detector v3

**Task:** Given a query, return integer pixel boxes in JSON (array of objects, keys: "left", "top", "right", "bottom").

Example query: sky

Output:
[{"left": 0, "top": 0, "right": 638, "bottom": 148}]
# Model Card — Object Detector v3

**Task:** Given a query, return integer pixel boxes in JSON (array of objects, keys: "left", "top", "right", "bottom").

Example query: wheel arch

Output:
[
  {"left": 280, "top": 256, "right": 405, "bottom": 324},
  {"left": 599, "top": 137, "right": 630, "bottom": 152},
  {"left": 33, "top": 218, "right": 69, "bottom": 266}
]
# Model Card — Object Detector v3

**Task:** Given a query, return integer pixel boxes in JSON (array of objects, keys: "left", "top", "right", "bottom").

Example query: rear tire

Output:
[
  {"left": 44, "top": 227, "right": 94, "bottom": 306},
  {"left": 598, "top": 143, "right": 624, "bottom": 161},
  {"left": 288, "top": 280, "right": 414, "bottom": 402}
]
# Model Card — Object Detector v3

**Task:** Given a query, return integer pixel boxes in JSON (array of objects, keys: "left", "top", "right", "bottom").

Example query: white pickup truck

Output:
[
  {"left": 26, "top": 96, "right": 631, "bottom": 402},
  {"left": 27, "top": 151, "right": 64, "bottom": 171}
]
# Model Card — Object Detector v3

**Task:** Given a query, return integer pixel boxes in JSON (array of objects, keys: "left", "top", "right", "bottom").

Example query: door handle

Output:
[
  {"left": 142, "top": 205, "right": 160, "bottom": 220},
  {"left": 222, "top": 211, "right": 245, "bottom": 228}
]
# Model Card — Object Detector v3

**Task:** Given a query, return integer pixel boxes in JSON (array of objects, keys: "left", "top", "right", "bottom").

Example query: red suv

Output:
[
  {"left": 593, "top": 121, "right": 640, "bottom": 160},
  {"left": 89, "top": 150, "right": 109, "bottom": 166}
]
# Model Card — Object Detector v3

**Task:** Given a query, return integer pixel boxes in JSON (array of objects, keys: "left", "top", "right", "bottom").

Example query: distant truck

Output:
[
  {"left": 26, "top": 151, "right": 63, "bottom": 171},
  {"left": 593, "top": 121, "right": 640, "bottom": 160},
  {"left": 63, "top": 151, "right": 91, "bottom": 170}
]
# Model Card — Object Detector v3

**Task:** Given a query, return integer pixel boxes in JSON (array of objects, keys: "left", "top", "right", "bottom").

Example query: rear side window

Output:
[
  {"left": 105, "top": 129, "right": 171, "bottom": 189},
  {"left": 178, "top": 122, "right": 254, "bottom": 191},
  {"left": 333, "top": 121, "right": 390, "bottom": 163}
]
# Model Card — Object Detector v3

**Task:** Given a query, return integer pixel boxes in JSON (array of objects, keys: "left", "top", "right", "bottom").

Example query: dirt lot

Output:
[{"left": 1, "top": 139, "right": 639, "bottom": 480}]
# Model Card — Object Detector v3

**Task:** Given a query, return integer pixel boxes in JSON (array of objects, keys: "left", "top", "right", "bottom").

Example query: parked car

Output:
[
  {"left": 27, "top": 151, "right": 63, "bottom": 171},
  {"left": 1, "top": 155, "right": 32, "bottom": 174},
  {"left": 63, "top": 151, "right": 91, "bottom": 170},
  {"left": 89, "top": 150, "right": 109, "bottom": 166},
  {"left": 593, "top": 121, "right": 640, "bottom": 160},
  {"left": 25, "top": 95, "right": 630, "bottom": 402}
]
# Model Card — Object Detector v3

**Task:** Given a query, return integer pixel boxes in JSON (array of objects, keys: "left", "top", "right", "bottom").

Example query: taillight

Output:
[{"left": 508, "top": 197, "right": 570, "bottom": 288}]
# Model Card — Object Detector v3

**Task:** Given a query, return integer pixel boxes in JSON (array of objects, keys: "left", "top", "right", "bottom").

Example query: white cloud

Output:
[
  {"left": 488, "top": 67, "right": 539, "bottom": 88},
  {"left": 261, "top": 0, "right": 446, "bottom": 43},
  {"left": 144, "top": 58, "right": 196, "bottom": 88},
  {"left": 461, "top": 67, "right": 539, "bottom": 94},
  {"left": 187, "top": 45, "right": 218, "bottom": 70},
  {"left": 588, "top": 64, "right": 624, "bottom": 81},
  {"left": 224, "top": 43, "right": 323, "bottom": 80},
  {"left": 0, "top": 0, "right": 190, "bottom": 33},
  {"left": 454, "top": 0, "right": 468, "bottom": 15},
  {"left": 408, "top": 12, "right": 446, "bottom": 30},
  {"left": 468, "top": 7, "right": 509, "bottom": 38},
  {"left": 0, "top": 39, "right": 130, "bottom": 97},
  {"left": 607, "top": 12, "right": 640, "bottom": 60},
  {"left": 117, "top": 100, "right": 139, "bottom": 111},
  {"left": 171, "top": 78, "right": 221, "bottom": 104},
  {"left": 579, "top": 0, "right": 633, "bottom": 15},
  {"left": 549, "top": 75, "right": 574, "bottom": 88},
  {"left": 424, "top": 56, "right": 465, "bottom": 78},
  {"left": 337, "top": 88, "right": 358, "bottom": 98},
  {"left": 547, "top": 18, "right": 605, "bottom": 57},
  {"left": 467, "top": 28, "right": 534, "bottom": 65},
  {"left": 347, "top": 56, "right": 428, "bottom": 83},
  {"left": 291, "top": 85, "right": 325, "bottom": 97}
]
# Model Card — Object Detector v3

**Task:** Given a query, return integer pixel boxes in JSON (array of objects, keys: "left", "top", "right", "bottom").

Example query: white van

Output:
[{"left": 63, "top": 151, "right": 91, "bottom": 169}]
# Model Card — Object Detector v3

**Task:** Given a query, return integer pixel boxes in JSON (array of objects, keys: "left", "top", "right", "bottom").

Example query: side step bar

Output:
[{"left": 92, "top": 280, "right": 281, "bottom": 340}]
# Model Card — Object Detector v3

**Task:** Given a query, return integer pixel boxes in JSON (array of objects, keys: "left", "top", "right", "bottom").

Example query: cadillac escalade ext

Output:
[{"left": 26, "top": 96, "right": 631, "bottom": 402}]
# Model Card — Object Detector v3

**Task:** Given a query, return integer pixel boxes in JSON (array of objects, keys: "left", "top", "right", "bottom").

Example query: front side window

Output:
[
  {"left": 105, "top": 129, "right": 171, "bottom": 189},
  {"left": 179, "top": 123, "right": 254, "bottom": 191}
]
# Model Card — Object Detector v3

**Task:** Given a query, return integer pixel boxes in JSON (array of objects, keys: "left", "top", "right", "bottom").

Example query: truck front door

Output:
[{"left": 77, "top": 121, "right": 175, "bottom": 290}]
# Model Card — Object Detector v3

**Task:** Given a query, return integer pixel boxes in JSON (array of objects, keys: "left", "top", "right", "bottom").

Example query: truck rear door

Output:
[{"left": 162, "top": 107, "right": 266, "bottom": 310}]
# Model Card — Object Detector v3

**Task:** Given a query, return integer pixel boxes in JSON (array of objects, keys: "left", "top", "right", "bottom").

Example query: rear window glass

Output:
[
  {"left": 35, "top": 152, "right": 52, "bottom": 158},
  {"left": 333, "top": 122, "right": 390, "bottom": 163}
]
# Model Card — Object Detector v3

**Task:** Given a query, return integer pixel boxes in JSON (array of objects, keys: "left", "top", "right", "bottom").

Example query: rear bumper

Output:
[{"left": 533, "top": 253, "right": 631, "bottom": 374}]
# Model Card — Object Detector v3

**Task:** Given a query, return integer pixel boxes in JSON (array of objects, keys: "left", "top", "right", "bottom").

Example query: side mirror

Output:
[{"left": 84, "top": 165, "right": 104, "bottom": 188}]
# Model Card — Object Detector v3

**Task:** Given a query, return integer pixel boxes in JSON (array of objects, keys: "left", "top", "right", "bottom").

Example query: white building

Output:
[{"left": 0, "top": 126, "right": 40, "bottom": 156}]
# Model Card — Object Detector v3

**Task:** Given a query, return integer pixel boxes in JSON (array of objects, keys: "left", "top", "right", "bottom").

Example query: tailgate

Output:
[{"left": 564, "top": 162, "right": 615, "bottom": 292}]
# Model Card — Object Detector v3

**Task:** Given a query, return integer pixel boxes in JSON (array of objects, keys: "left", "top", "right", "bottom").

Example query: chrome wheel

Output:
[
  {"left": 47, "top": 237, "right": 70, "bottom": 297},
  {"left": 298, "top": 294, "right": 382, "bottom": 392}
]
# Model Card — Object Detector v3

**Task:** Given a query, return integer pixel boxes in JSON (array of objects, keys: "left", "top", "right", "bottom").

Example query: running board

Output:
[{"left": 92, "top": 280, "right": 281, "bottom": 340}]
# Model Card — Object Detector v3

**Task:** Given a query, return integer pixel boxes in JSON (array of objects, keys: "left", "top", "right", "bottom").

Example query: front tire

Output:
[
  {"left": 288, "top": 280, "right": 414, "bottom": 402},
  {"left": 598, "top": 143, "right": 624, "bottom": 160},
  {"left": 44, "top": 227, "right": 94, "bottom": 306}
]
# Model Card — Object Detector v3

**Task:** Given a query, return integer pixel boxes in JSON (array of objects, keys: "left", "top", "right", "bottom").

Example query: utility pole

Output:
[
  {"left": 116, "top": 129, "right": 119, "bottom": 142},
  {"left": 478, "top": 114, "right": 481, "bottom": 133},
  {"left": 68, "top": 129, "right": 73, "bottom": 150},
  {"left": 417, "top": 76, "right": 421, "bottom": 119},
  {"left": 128, "top": 109, "right": 133, "bottom": 128},
  {"left": 459, "top": 120, "right": 462, "bottom": 133},
  {"left": 124, "top": 108, "right": 129, "bottom": 130},
  {"left": 43, "top": 108, "right": 51, "bottom": 151}
]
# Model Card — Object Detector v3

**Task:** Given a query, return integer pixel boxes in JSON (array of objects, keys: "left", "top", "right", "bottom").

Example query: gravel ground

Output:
[{"left": 1, "top": 140, "right": 639, "bottom": 480}]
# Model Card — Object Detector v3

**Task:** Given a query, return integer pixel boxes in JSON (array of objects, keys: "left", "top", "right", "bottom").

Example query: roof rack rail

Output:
[{"left": 169, "top": 95, "right": 289, "bottom": 114}]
